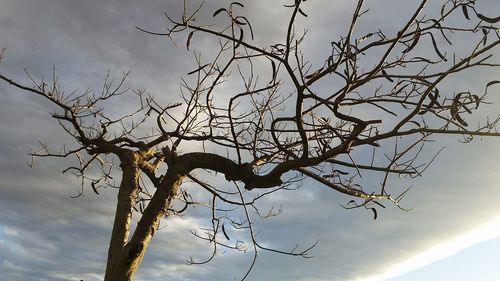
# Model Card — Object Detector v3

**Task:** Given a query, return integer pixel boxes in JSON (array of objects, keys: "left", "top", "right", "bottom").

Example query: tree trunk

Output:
[
  {"left": 104, "top": 151, "right": 141, "bottom": 279},
  {"left": 104, "top": 165, "right": 184, "bottom": 281}
]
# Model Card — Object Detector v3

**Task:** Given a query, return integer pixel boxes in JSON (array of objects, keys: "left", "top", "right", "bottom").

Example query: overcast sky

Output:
[{"left": 1, "top": 1, "right": 499, "bottom": 281}]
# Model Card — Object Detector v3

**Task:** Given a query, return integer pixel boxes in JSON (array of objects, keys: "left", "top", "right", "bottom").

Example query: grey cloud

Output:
[{"left": 1, "top": 1, "right": 500, "bottom": 281}]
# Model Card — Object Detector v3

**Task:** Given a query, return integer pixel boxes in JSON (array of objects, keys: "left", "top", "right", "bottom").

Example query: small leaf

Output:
[
  {"left": 186, "top": 31, "right": 194, "bottom": 50},
  {"left": 403, "top": 30, "right": 421, "bottom": 53},
  {"left": 370, "top": 208, "right": 378, "bottom": 220},
  {"left": 333, "top": 169, "right": 349, "bottom": 175},
  {"left": 91, "top": 181, "right": 99, "bottom": 195},
  {"left": 234, "top": 28, "right": 244, "bottom": 49},
  {"left": 248, "top": 22, "right": 254, "bottom": 40},
  {"left": 451, "top": 93, "right": 469, "bottom": 127},
  {"left": 486, "top": 80, "right": 500, "bottom": 88},
  {"left": 476, "top": 13, "right": 500, "bottom": 23},
  {"left": 472, "top": 95, "right": 480, "bottom": 109},
  {"left": 456, "top": 114, "right": 468, "bottom": 127},
  {"left": 213, "top": 8, "right": 227, "bottom": 17},
  {"left": 234, "top": 17, "right": 246, "bottom": 25},
  {"left": 381, "top": 69, "right": 394, "bottom": 82},
  {"left": 462, "top": 5, "right": 470, "bottom": 20},
  {"left": 358, "top": 32, "right": 374, "bottom": 42},
  {"left": 463, "top": 104, "right": 472, "bottom": 114},
  {"left": 187, "top": 63, "right": 210, "bottom": 75},
  {"left": 482, "top": 28, "right": 488, "bottom": 46},
  {"left": 222, "top": 224, "right": 230, "bottom": 240},
  {"left": 231, "top": 2, "right": 244, "bottom": 8},
  {"left": 298, "top": 8, "right": 308, "bottom": 17},
  {"left": 270, "top": 60, "right": 277, "bottom": 83},
  {"left": 413, "top": 56, "right": 433, "bottom": 64},
  {"left": 235, "top": 16, "right": 254, "bottom": 40},
  {"left": 450, "top": 95, "right": 459, "bottom": 118},
  {"left": 430, "top": 33, "right": 446, "bottom": 61},
  {"left": 177, "top": 203, "right": 188, "bottom": 214},
  {"left": 347, "top": 200, "right": 356, "bottom": 207},
  {"left": 426, "top": 88, "right": 439, "bottom": 110},
  {"left": 410, "top": 120, "right": 421, "bottom": 127}
]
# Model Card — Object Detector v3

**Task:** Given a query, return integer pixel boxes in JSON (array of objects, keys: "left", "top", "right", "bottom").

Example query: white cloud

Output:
[{"left": 361, "top": 215, "right": 500, "bottom": 281}]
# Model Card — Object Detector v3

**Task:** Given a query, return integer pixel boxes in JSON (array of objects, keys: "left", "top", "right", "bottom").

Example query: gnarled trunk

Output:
[
  {"left": 104, "top": 152, "right": 141, "bottom": 279},
  {"left": 104, "top": 155, "right": 184, "bottom": 281}
]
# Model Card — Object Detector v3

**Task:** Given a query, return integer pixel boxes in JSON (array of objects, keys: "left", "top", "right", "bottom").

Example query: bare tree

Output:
[{"left": 1, "top": 0, "right": 499, "bottom": 280}]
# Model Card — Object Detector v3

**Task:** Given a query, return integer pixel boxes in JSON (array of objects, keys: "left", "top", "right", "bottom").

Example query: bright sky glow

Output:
[{"left": 360, "top": 215, "right": 500, "bottom": 281}]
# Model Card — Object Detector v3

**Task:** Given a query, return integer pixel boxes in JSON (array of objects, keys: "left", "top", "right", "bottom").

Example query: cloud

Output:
[
  {"left": 362, "top": 216, "right": 500, "bottom": 281},
  {"left": 1, "top": 1, "right": 500, "bottom": 281}
]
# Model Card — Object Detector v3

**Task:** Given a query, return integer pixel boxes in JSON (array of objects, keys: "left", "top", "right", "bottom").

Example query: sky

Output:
[{"left": 0, "top": 1, "right": 499, "bottom": 281}]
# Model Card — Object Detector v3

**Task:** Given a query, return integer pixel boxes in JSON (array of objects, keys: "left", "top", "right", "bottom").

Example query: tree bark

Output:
[
  {"left": 104, "top": 151, "right": 141, "bottom": 280},
  {"left": 104, "top": 165, "right": 184, "bottom": 281}
]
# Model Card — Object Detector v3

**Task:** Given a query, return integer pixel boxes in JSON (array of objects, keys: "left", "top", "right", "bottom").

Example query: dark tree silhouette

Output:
[{"left": 1, "top": 0, "right": 499, "bottom": 280}]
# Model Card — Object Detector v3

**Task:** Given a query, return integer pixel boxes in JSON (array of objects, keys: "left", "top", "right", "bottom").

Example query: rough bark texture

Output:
[
  {"left": 104, "top": 156, "right": 184, "bottom": 281},
  {"left": 104, "top": 151, "right": 141, "bottom": 280}
]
